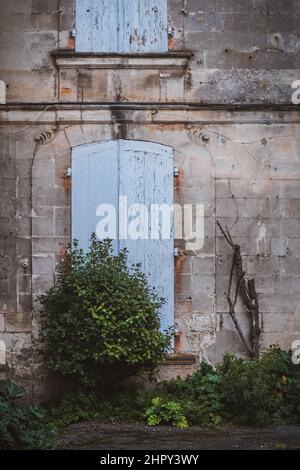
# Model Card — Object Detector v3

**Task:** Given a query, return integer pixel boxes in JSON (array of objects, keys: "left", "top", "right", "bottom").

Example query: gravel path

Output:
[{"left": 56, "top": 423, "right": 300, "bottom": 450}]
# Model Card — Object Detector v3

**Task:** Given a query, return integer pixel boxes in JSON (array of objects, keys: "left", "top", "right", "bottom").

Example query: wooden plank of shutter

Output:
[
  {"left": 119, "top": 140, "right": 174, "bottom": 332},
  {"left": 76, "top": 0, "right": 168, "bottom": 53}
]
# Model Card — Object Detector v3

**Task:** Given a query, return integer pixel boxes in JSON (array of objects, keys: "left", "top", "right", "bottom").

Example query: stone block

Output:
[
  {"left": 192, "top": 256, "right": 215, "bottom": 275},
  {"left": 192, "top": 274, "right": 215, "bottom": 294},
  {"left": 5, "top": 312, "right": 32, "bottom": 333},
  {"left": 187, "top": 0, "right": 217, "bottom": 13},
  {"left": 271, "top": 237, "right": 288, "bottom": 256},
  {"left": 24, "top": 31, "right": 56, "bottom": 70},
  {"left": 259, "top": 293, "right": 299, "bottom": 314},
  {"left": 0, "top": 332, "right": 32, "bottom": 363},
  {"left": 32, "top": 274, "right": 53, "bottom": 294},
  {"left": 59, "top": 69, "right": 78, "bottom": 102},
  {"left": 192, "top": 292, "right": 215, "bottom": 313},
  {"left": 246, "top": 256, "right": 280, "bottom": 277},
  {"left": 223, "top": 12, "right": 267, "bottom": 32},
  {"left": 0, "top": 218, "right": 11, "bottom": 237},
  {"left": 260, "top": 332, "right": 299, "bottom": 352},
  {"left": 279, "top": 256, "right": 300, "bottom": 276},
  {"left": 33, "top": 185, "right": 69, "bottom": 207},
  {"left": 4, "top": 70, "right": 55, "bottom": 102},
  {"left": 15, "top": 217, "right": 30, "bottom": 238},
  {"left": 0, "top": 275, "right": 8, "bottom": 294},
  {"left": 215, "top": 0, "right": 255, "bottom": 13},
  {"left": 1, "top": 0, "right": 29, "bottom": 14},
  {"left": 186, "top": 11, "right": 224, "bottom": 34},
  {"left": 0, "top": 314, "right": 4, "bottom": 332},
  {"left": 32, "top": 158, "right": 54, "bottom": 180},
  {"left": 16, "top": 274, "right": 31, "bottom": 294},
  {"left": 16, "top": 238, "right": 31, "bottom": 257},
  {"left": 54, "top": 207, "right": 70, "bottom": 237},
  {"left": 32, "top": 237, "right": 68, "bottom": 255},
  {"left": 0, "top": 294, "right": 17, "bottom": 314},
  {"left": 32, "top": 254, "right": 55, "bottom": 275},
  {"left": 208, "top": 328, "right": 249, "bottom": 363},
  {"left": 175, "top": 256, "right": 192, "bottom": 275},
  {"left": 32, "top": 216, "right": 54, "bottom": 237},
  {"left": 31, "top": 0, "right": 55, "bottom": 13},
  {"left": 175, "top": 274, "right": 192, "bottom": 295},
  {"left": 18, "top": 294, "right": 32, "bottom": 313}
]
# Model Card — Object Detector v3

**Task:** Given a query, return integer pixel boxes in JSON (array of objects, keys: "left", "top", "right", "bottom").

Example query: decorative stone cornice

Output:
[
  {"left": 51, "top": 50, "right": 192, "bottom": 70},
  {"left": 0, "top": 105, "right": 299, "bottom": 126}
]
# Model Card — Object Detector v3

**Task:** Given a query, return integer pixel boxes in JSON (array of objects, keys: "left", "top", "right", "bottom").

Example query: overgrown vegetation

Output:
[
  {"left": 45, "top": 347, "right": 300, "bottom": 433},
  {"left": 219, "top": 348, "right": 300, "bottom": 425},
  {"left": 3, "top": 347, "right": 300, "bottom": 449},
  {"left": 40, "top": 237, "right": 172, "bottom": 388},
  {"left": 46, "top": 391, "right": 141, "bottom": 429},
  {"left": 150, "top": 362, "right": 224, "bottom": 427},
  {"left": 4, "top": 239, "right": 300, "bottom": 449},
  {"left": 0, "top": 380, "right": 54, "bottom": 450}
]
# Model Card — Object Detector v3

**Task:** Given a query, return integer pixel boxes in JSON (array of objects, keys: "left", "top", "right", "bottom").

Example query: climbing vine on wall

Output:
[{"left": 217, "top": 221, "right": 261, "bottom": 358}]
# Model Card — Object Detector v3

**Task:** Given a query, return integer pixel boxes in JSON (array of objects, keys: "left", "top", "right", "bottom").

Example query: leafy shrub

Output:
[
  {"left": 152, "top": 363, "right": 223, "bottom": 427},
  {"left": 0, "top": 380, "right": 54, "bottom": 450},
  {"left": 144, "top": 397, "right": 188, "bottom": 428},
  {"left": 46, "top": 390, "right": 141, "bottom": 429},
  {"left": 40, "top": 237, "right": 172, "bottom": 388},
  {"left": 217, "top": 347, "right": 300, "bottom": 426},
  {"left": 260, "top": 347, "right": 300, "bottom": 422}
]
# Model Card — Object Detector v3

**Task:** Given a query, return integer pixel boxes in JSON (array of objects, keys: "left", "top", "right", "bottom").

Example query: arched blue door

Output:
[{"left": 72, "top": 139, "right": 174, "bottom": 332}]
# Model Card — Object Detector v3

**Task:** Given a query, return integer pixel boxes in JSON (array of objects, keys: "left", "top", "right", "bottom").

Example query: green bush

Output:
[
  {"left": 40, "top": 236, "right": 172, "bottom": 388},
  {"left": 144, "top": 397, "right": 188, "bottom": 428},
  {"left": 152, "top": 363, "right": 224, "bottom": 427},
  {"left": 0, "top": 380, "right": 54, "bottom": 450},
  {"left": 46, "top": 390, "right": 141, "bottom": 429},
  {"left": 217, "top": 347, "right": 300, "bottom": 426}
]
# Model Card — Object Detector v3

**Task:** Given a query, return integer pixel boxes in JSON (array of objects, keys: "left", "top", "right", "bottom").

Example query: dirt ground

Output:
[{"left": 56, "top": 423, "right": 300, "bottom": 450}]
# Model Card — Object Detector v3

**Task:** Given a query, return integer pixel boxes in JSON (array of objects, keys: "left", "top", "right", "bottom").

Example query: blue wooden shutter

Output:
[
  {"left": 72, "top": 140, "right": 174, "bottom": 331},
  {"left": 72, "top": 140, "right": 119, "bottom": 253},
  {"left": 76, "top": 0, "right": 168, "bottom": 53}
]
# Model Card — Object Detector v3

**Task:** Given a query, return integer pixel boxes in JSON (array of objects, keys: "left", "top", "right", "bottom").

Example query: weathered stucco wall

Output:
[{"left": 0, "top": 0, "right": 300, "bottom": 396}]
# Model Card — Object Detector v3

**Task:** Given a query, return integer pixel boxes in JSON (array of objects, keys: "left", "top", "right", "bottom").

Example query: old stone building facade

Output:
[{"left": 0, "top": 0, "right": 300, "bottom": 397}]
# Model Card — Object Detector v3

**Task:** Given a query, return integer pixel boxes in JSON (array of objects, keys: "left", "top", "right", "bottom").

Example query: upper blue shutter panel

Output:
[
  {"left": 71, "top": 139, "right": 174, "bottom": 332},
  {"left": 75, "top": 0, "right": 168, "bottom": 53}
]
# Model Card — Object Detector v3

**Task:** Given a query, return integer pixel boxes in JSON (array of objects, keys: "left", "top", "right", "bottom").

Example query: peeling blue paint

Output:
[{"left": 76, "top": 0, "right": 168, "bottom": 53}]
